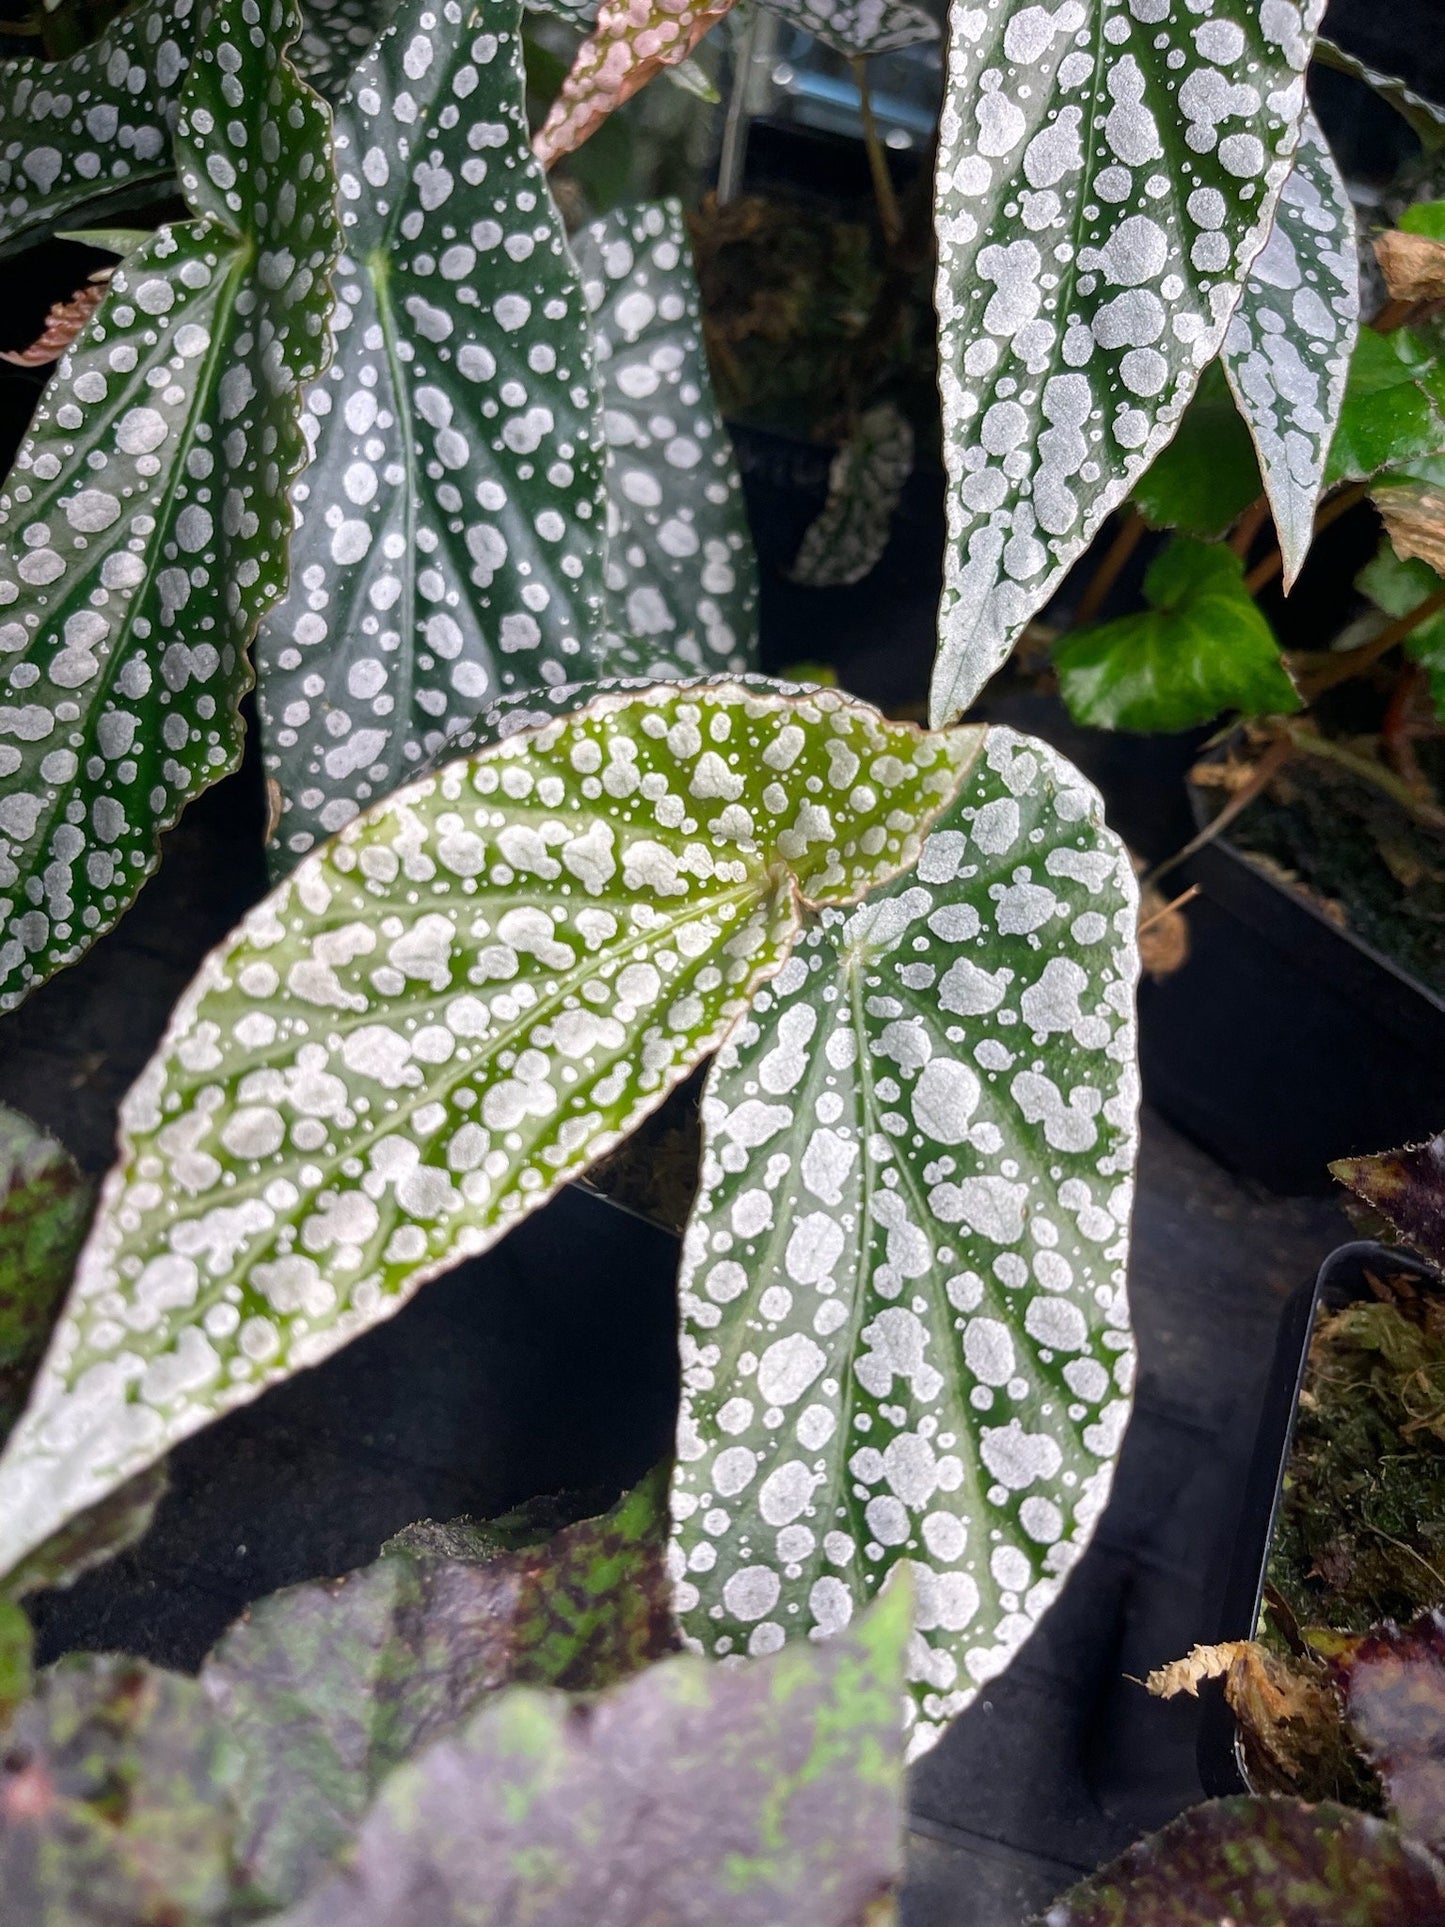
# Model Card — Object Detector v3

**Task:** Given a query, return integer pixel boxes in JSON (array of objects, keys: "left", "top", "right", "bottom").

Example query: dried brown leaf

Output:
[
  {"left": 1377, "top": 483, "right": 1445, "bottom": 578},
  {"left": 1374, "top": 229, "right": 1445, "bottom": 304},
  {"left": 1145, "top": 1642, "right": 1251, "bottom": 1699}
]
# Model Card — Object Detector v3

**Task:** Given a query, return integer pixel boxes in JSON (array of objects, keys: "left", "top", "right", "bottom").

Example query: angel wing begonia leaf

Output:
[
  {"left": 0, "top": 681, "right": 974, "bottom": 1585},
  {"left": 1222, "top": 109, "right": 1358, "bottom": 589},
  {"left": 573, "top": 199, "right": 759, "bottom": 679},
  {"left": 931, "top": 0, "right": 1324, "bottom": 726},
  {"left": 0, "top": 0, "right": 340, "bottom": 1013},
  {"left": 673, "top": 725, "right": 1138, "bottom": 1756},
  {"left": 254, "top": 0, "right": 609, "bottom": 871}
]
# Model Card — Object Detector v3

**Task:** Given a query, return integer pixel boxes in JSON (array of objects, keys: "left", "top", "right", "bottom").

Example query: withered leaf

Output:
[
  {"left": 1332, "top": 1610, "right": 1445, "bottom": 1855},
  {"left": 1374, "top": 230, "right": 1445, "bottom": 305},
  {"left": 1376, "top": 484, "right": 1445, "bottom": 578}
]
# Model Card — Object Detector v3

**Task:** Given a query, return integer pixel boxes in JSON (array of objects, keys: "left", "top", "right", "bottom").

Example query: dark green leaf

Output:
[
  {"left": 1331, "top": 1127, "right": 1445, "bottom": 1274},
  {"left": 1311, "top": 39, "right": 1445, "bottom": 153},
  {"left": 675, "top": 726, "right": 1138, "bottom": 1754},
  {"left": 931, "top": 0, "right": 1324, "bottom": 724},
  {"left": 0, "top": 682, "right": 974, "bottom": 1581},
  {"left": 0, "top": 1105, "right": 89, "bottom": 1444},
  {"left": 0, "top": 1596, "right": 32, "bottom": 1724},
  {"left": 0, "top": 0, "right": 194, "bottom": 257},
  {"left": 1326, "top": 328, "right": 1445, "bottom": 487},
  {"left": 761, "top": 0, "right": 936, "bottom": 57},
  {"left": 575, "top": 199, "right": 759, "bottom": 676},
  {"left": 0, "top": 1655, "right": 242, "bottom": 1926},
  {"left": 788, "top": 402, "right": 915, "bottom": 589},
  {"left": 1131, "top": 361, "right": 1262, "bottom": 541},
  {"left": 1055, "top": 538, "right": 1299, "bottom": 734},
  {"left": 1039, "top": 1795, "right": 1445, "bottom": 1926},
  {"left": 272, "top": 1580, "right": 912, "bottom": 1927},
  {"left": 1222, "top": 110, "right": 1358, "bottom": 586},
  {"left": 292, "top": 0, "right": 401, "bottom": 96},
  {"left": 1356, "top": 541, "right": 1445, "bottom": 716},
  {"left": 255, "top": 0, "right": 608, "bottom": 870},
  {"left": 0, "top": 0, "right": 341, "bottom": 1012},
  {"left": 202, "top": 1469, "right": 676, "bottom": 1907},
  {"left": 1331, "top": 1611, "right": 1445, "bottom": 1856},
  {"left": 1401, "top": 202, "right": 1445, "bottom": 244}
]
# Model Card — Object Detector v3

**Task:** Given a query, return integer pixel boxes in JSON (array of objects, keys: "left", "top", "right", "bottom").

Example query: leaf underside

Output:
[
  {"left": 0, "top": 681, "right": 973, "bottom": 1584},
  {"left": 0, "top": 0, "right": 340, "bottom": 1012},
  {"left": 255, "top": 0, "right": 606, "bottom": 871},
  {"left": 931, "top": 0, "right": 1323, "bottom": 726},
  {"left": 272, "top": 1583, "right": 912, "bottom": 1927},
  {"left": 674, "top": 725, "right": 1139, "bottom": 1755},
  {"left": 574, "top": 198, "right": 759, "bottom": 678},
  {"left": 1222, "top": 108, "right": 1358, "bottom": 589}
]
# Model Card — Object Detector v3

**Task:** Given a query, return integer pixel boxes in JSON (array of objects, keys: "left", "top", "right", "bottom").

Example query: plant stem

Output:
[
  {"left": 1244, "top": 482, "right": 1370, "bottom": 595},
  {"left": 1137, "top": 882, "right": 1199, "bottom": 934},
  {"left": 1144, "top": 733, "right": 1296, "bottom": 891},
  {"left": 852, "top": 58, "right": 903, "bottom": 252},
  {"left": 1295, "top": 580, "right": 1445, "bottom": 697},
  {"left": 717, "top": 9, "right": 762, "bottom": 206},
  {"left": 1286, "top": 723, "right": 1445, "bottom": 833},
  {"left": 1229, "top": 494, "right": 1271, "bottom": 560},
  {"left": 1070, "top": 509, "right": 1145, "bottom": 629}
]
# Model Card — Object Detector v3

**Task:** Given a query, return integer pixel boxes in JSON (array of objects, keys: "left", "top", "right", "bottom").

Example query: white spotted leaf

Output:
[
  {"left": 758, "top": 0, "right": 936, "bottom": 57},
  {"left": 574, "top": 200, "right": 759, "bottom": 680},
  {"left": 0, "top": 680, "right": 976, "bottom": 1583},
  {"left": 0, "top": 0, "right": 195, "bottom": 257},
  {"left": 788, "top": 402, "right": 914, "bottom": 590},
  {"left": 931, "top": 0, "right": 1324, "bottom": 727},
  {"left": 0, "top": 0, "right": 341, "bottom": 1013},
  {"left": 255, "top": 0, "right": 610, "bottom": 871},
  {"left": 1222, "top": 109, "right": 1358, "bottom": 589},
  {"left": 673, "top": 725, "right": 1139, "bottom": 1755}
]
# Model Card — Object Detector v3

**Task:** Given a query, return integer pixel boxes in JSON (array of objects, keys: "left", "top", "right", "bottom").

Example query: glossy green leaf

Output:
[
  {"left": 1055, "top": 538, "right": 1299, "bottom": 734},
  {"left": 1129, "top": 360, "right": 1261, "bottom": 541},
  {"left": 1401, "top": 202, "right": 1445, "bottom": 244},
  {"left": 1222, "top": 109, "right": 1358, "bottom": 588},
  {"left": 255, "top": 0, "right": 608, "bottom": 871},
  {"left": 0, "top": 0, "right": 340, "bottom": 1014},
  {"left": 1040, "top": 1795, "right": 1445, "bottom": 1926},
  {"left": 0, "top": 1106, "right": 89, "bottom": 1445},
  {"left": 202, "top": 1469, "right": 677, "bottom": 1907},
  {"left": 1326, "top": 328, "right": 1445, "bottom": 487},
  {"left": 272, "top": 1579, "right": 912, "bottom": 1927},
  {"left": 674, "top": 726, "right": 1138, "bottom": 1756},
  {"left": 0, "top": 682, "right": 973, "bottom": 1583},
  {"left": 1357, "top": 541, "right": 1445, "bottom": 715},
  {"left": 789, "top": 401, "right": 914, "bottom": 589},
  {"left": 0, "top": 0, "right": 194, "bottom": 258},
  {"left": 931, "top": 0, "right": 1323, "bottom": 726},
  {"left": 0, "top": 1655, "right": 242, "bottom": 1926},
  {"left": 1312, "top": 38, "right": 1445, "bottom": 153},
  {"left": 532, "top": 0, "right": 738, "bottom": 170},
  {"left": 575, "top": 199, "right": 759, "bottom": 678}
]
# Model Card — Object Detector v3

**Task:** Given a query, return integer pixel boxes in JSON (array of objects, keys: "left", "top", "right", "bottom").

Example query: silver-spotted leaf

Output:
[
  {"left": 271, "top": 1580, "right": 912, "bottom": 1927},
  {"left": 0, "top": 682, "right": 973, "bottom": 1582},
  {"left": 0, "top": 1105, "right": 89, "bottom": 1446},
  {"left": 762, "top": 0, "right": 936, "bottom": 57},
  {"left": 0, "top": 0, "right": 340, "bottom": 1013},
  {"left": 673, "top": 725, "right": 1139, "bottom": 1756},
  {"left": 573, "top": 199, "right": 759, "bottom": 678},
  {"left": 1312, "top": 38, "right": 1445, "bottom": 153},
  {"left": 255, "top": 0, "right": 608, "bottom": 871},
  {"left": 293, "top": 0, "right": 403, "bottom": 95},
  {"left": 0, "top": 0, "right": 195, "bottom": 257},
  {"left": 931, "top": 0, "right": 1324, "bottom": 725},
  {"left": 788, "top": 402, "right": 914, "bottom": 590},
  {"left": 1222, "top": 109, "right": 1358, "bottom": 588}
]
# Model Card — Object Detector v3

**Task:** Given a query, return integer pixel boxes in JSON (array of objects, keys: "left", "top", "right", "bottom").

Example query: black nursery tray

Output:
[{"left": 1198, "top": 1238, "right": 1442, "bottom": 1796}]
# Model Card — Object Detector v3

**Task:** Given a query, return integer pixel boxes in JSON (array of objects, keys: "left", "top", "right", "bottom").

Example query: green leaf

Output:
[
  {"left": 1400, "top": 202, "right": 1445, "bottom": 244},
  {"left": 0, "top": 682, "right": 974, "bottom": 1582},
  {"left": 1130, "top": 360, "right": 1261, "bottom": 541},
  {"left": 292, "top": 0, "right": 402, "bottom": 96},
  {"left": 201, "top": 1468, "right": 677, "bottom": 1907},
  {"left": 763, "top": 0, "right": 936, "bottom": 58},
  {"left": 1040, "top": 1795, "right": 1445, "bottom": 1926},
  {"left": 0, "top": 0, "right": 341, "bottom": 1014},
  {"left": 674, "top": 726, "right": 1138, "bottom": 1755},
  {"left": 532, "top": 0, "right": 738, "bottom": 169},
  {"left": 574, "top": 199, "right": 759, "bottom": 676},
  {"left": 0, "top": 1594, "right": 32, "bottom": 1722},
  {"left": 1326, "top": 328, "right": 1445, "bottom": 487},
  {"left": 931, "top": 0, "right": 1324, "bottom": 726},
  {"left": 1312, "top": 38, "right": 1445, "bottom": 153},
  {"left": 1055, "top": 538, "right": 1299, "bottom": 734},
  {"left": 0, "top": 1655, "right": 242, "bottom": 1925},
  {"left": 1357, "top": 540, "right": 1445, "bottom": 715},
  {"left": 0, "top": 0, "right": 194, "bottom": 258},
  {"left": 0, "top": 1105, "right": 89, "bottom": 1445},
  {"left": 254, "top": 0, "right": 608, "bottom": 871},
  {"left": 1332, "top": 1130, "right": 1445, "bottom": 1274},
  {"left": 269, "top": 1580, "right": 912, "bottom": 1927},
  {"left": 1222, "top": 109, "right": 1358, "bottom": 588},
  {"left": 54, "top": 226, "right": 155, "bottom": 256},
  {"left": 788, "top": 402, "right": 915, "bottom": 589}
]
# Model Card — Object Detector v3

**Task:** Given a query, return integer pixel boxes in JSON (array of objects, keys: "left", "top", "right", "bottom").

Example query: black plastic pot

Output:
[{"left": 1198, "top": 1238, "right": 1441, "bottom": 1796}]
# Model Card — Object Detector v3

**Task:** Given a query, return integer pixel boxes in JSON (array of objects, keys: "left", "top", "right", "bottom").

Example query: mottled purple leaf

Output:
[
  {"left": 1332, "top": 1611, "right": 1445, "bottom": 1856},
  {"left": 1332, "top": 1134, "right": 1445, "bottom": 1272}
]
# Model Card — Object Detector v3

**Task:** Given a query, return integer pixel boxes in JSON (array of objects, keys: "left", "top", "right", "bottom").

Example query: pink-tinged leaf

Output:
[{"left": 533, "top": 0, "right": 738, "bottom": 170}]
